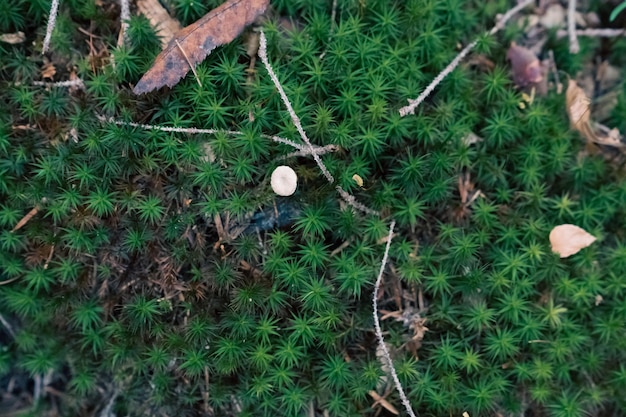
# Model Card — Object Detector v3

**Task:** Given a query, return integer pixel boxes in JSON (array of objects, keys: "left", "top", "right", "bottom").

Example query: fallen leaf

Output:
[
  {"left": 549, "top": 224, "right": 597, "bottom": 258},
  {"left": 566, "top": 80, "right": 626, "bottom": 151},
  {"left": 133, "top": 0, "right": 269, "bottom": 94},
  {"left": 0, "top": 31, "right": 26, "bottom": 44},
  {"left": 137, "top": 0, "right": 182, "bottom": 48},
  {"left": 507, "top": 42, "right": 543, "bottom": 88},
  {"left": 566, "top": 79, "right": 591, "bottom": 133}
]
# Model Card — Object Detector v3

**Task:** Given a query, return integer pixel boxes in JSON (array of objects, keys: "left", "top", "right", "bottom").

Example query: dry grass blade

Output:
[{"left": 133, "top": 0, "right": 269, "bottom": 94}]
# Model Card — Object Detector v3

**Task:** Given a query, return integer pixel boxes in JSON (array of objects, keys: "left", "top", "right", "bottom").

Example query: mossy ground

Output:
[{"left": 1, "top": 0, "right": 625, "bottom": 416}]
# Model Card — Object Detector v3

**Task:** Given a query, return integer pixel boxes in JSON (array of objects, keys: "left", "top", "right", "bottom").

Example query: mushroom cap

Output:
[{"left": 271, "top": 166, "right": 298, "bottom": 196}]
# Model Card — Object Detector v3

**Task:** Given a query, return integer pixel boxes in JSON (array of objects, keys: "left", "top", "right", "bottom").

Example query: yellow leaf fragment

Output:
[
  {"left": 352, "top": 174, "right": 364, "bottom": 187},
  {"left": 549, "top": 224, "right": 597, "bottom": 258}
]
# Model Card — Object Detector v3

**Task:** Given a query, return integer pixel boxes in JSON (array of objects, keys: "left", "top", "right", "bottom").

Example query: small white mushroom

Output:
[{"left": 271, "top": 166, "right": 297, "bottom": 196}]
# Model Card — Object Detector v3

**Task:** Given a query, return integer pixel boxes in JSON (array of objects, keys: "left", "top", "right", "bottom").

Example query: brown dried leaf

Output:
[
  {"left": 549, "top": 224, "right": 597, "bottom": 258},
  {"left": 133, "top": 0, "right": 269, "bottom": 94},
  {"left": 566, "top": 80, "right": 626, "bottom": 151},
  {"left": 566, "top": 79, "right": 591, "bottom": 133},
  {"left": 137, "top": 0, "right": 182, "bottom": 48}
]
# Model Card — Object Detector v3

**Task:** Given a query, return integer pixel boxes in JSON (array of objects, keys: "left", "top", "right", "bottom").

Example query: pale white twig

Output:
[
  {"left": 399, "top": 0, "right": 534, "bottom": 117},
  {"left": 0, "top": 313, "right": 15, "bottom": 339},
  {"left": 488, "top": 0, "right": 535, "bottom": 36},
  {"left": 557, "top": 28, "right": 626, "bottom": 38},
  {"left": 280, "top": 144, "right": 339, "bottom": 160},
  {"left": 33, "top": 78, "right": 85, "bottom": 89},
  {"left": 98, "top": 116, "right": 336, "bottom": 158},
  {"left": 568, "top": 0, "right": 580, "bottom": 54},
  {"left": 319, "top": 0, "right": 338, "bottom": 60},
  {"left": 372, "top": 221, "right": 417, "bottom": 417},
  {"left": 42, "top": 0, "right": 61, "bottom": 53},
  {"left": 336, "top": 186, "right": 380, "bottom": 216},
  {"left": 399, "top": 39, "right": 478, "bottom": 117},
  {"left": 119, "top": 0, "right": 130, "bottom": 46},
  {"left": 258, "top": 30, "right": 335, "bottom": 183}
]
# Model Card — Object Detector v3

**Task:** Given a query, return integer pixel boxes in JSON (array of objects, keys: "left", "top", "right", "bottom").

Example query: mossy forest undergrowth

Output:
[{"left": 1, "top": 0, "right": 626, "bottom": 416}]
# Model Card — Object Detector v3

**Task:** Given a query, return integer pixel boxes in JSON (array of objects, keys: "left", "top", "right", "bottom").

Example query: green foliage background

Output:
[{"left": 1, "top": 0, "right": 625, "bottom": 416}]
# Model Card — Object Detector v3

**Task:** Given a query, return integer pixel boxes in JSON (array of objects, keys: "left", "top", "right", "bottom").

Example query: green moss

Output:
[{"left": 1, "top": 0, "right": 626, "bottom": 416}]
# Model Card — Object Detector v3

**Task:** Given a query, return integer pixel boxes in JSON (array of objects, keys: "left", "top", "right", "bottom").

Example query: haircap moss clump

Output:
[{"left": 1, "top": 0, "right": 626, "bottom": 416}]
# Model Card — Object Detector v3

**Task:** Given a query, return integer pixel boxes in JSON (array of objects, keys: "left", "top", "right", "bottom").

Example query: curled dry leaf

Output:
[
  {"left": 133, "top": 0, "right": 269, "bottom": 94},
  {"left": 549, "top": 224, "right": 597, "bottom": 258},
  {"left": 566, "top": 79, "right": 626, "bottom": 150},
  {"left": 507, "top": 42, "right": 543, "bottom": 88}
]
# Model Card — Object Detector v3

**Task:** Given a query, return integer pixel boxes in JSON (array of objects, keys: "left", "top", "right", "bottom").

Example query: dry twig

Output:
[
  {"left": 372, "top": 221, "right": 417, "bottom": 417},
  {"left": 42, "top": 0, "right": 61, "bottom": 53},
  {"left": 568, "top": 0, "right": 580, "bottom": 53},
  {"left": 399, "top": 0, "right": 534, "bottom": 117}
]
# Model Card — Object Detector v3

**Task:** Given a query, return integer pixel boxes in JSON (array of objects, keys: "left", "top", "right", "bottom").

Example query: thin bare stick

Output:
[
  {"left": 0, "top": 277, "right": 20, "bottom": 286},
  {"left": 279, "top": 144, "right": 339, "bottom": 160},
  {"left": 99, "top": 116, "right": 335, "bottom": 158},
  {"left": 33, "top": 79, "right": 85, "bottom": 89},
  {"left": 319, "top": 0, "right": 339, "bottom": 60},
  {"left": 372, "top": 221, "right": 416, "bottom": 417},
  {"left": 0, "top": 313, "right": 16, "bottom": 339},
  {"left": 568, "top": 0, "right": 580, "bottom": 54},
  {"left": 557, "top": 28, "right": 626, "bottom": 38},
  {"left": 399, "top": 0, "right": 534, "bottom": 117},
  {"left": 118, "top": 0, "right": 130, "bottom": 46},
  {"left": 399, "top": 39, "right": 477, "bottom": 117},
  {"left": 258, "top": 30, "right": 334, "bottom": 183},
  {"left": 336, "top": 186, "right": 380, "bottom": 216},
  {"left": 175, "top": 39, "right": 202, "bottom": 87},
  {"left": 42, "top": 0, "right": 61, "bottom": 53},
  {"left": 548, "top": 50, "right": 562, "bottom": 94},
  {"left": 12, "top": 206, "right": 40, "bottom": 232},
  {"left": 43, "top": 245, "right": 55, "bottom": 270}
]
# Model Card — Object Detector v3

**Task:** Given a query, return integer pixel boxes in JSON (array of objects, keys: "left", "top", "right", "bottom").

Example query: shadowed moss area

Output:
[{"left": 1, "top": 0, "right": 626, "bottom": 416}]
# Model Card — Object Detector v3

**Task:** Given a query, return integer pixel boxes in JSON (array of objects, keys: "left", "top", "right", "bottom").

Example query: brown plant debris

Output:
[
  {"left": 0, "top": 31, "right": 26, "bottom": 44},
  {"left": 133, "top": 0, "right": 269, "bottom": 94},
  {"left": 369, "top": 390, "right": 399, "bottom": 415},
  {"left": 136, "top": 0, "right": 182, "bottom": 48},
  {"left": 11, "top": 206, "right": 39, "bottom": 232},
  {"left": 565, "top": 79, "right": 625, "bottom": 151}
]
